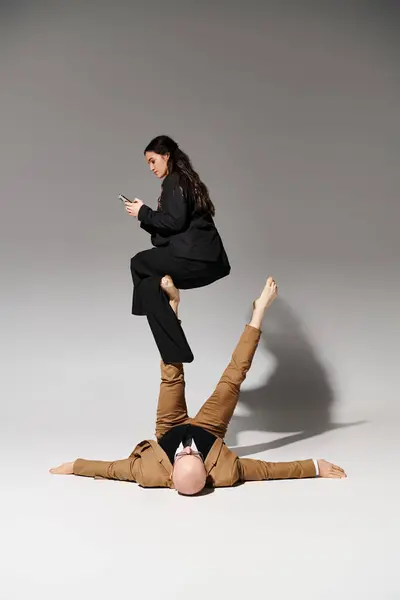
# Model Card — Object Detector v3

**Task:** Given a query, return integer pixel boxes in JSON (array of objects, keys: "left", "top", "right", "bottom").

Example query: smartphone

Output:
[{"left": 118, "top": 194, "right": 132, "bottom": 203}]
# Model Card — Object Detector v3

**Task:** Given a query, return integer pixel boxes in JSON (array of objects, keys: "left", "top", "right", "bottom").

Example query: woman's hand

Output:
[{"left": 124, "top": 198, "right": 144, "bottom": 218}]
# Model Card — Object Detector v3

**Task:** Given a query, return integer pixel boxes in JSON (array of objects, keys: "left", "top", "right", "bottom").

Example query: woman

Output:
[{"left": 124, "top": 135, "right": 231, "bottom": 364}]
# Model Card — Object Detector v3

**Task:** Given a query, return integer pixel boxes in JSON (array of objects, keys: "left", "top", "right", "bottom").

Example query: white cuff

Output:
[{"left": 313, "top": 459, "right": 319, "bottom": 476}]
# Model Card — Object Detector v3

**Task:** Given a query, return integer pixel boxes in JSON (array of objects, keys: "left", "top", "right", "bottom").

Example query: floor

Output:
[{"left": 2, "top": 420, "right": 399, "bottom": 600}]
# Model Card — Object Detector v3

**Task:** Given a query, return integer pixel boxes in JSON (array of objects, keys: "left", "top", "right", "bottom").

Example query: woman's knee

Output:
[{"left": 130, "top": 250, "right": 149, "bottom": 273}]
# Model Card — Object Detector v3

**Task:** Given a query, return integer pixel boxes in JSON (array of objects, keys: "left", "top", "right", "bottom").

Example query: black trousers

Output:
[{"left": 130, "top": 246, "right": 230, "bottom": 363}]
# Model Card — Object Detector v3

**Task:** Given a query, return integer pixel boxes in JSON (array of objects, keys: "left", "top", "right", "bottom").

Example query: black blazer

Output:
[{"left": 138, "top": 172, "right": 230, "bottom": 265}]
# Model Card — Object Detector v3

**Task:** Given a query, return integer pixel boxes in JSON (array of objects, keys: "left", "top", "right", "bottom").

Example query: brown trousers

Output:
[{"left": 155, "top": 324, "right": 261, "bottom": 440}]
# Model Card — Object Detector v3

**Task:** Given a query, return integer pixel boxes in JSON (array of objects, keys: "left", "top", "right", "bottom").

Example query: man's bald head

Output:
[{"left": 172, "top": 450, "right": 207, "bottom": 496}]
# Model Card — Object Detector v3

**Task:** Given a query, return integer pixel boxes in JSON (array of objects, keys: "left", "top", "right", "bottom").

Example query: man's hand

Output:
[
  {"left": 49, "top": 461, "right": 75, "bottom": 475},
  {"left": 124, "top": 198, "right": 144, "bottom": 218},
  {"left": 317, "top": 459, "right": 347, "bottom": 478}
]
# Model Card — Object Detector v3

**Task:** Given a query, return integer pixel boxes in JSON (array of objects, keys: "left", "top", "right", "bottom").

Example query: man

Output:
[{"left": 50, "top": 276, "right": 346, "bottom": 494}]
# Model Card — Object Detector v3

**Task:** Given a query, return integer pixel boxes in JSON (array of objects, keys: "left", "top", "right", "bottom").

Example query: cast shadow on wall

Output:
[{"left": 225, "top": 298, "right": 365, "bottom": 457}]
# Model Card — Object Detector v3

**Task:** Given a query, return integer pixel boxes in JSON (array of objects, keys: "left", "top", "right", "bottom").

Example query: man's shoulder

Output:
[
  {"left": 131, "top": 439, "right": 173, "bottom": 488},
  {"left": 131, "top": 438, "right": 157, "bottom": 454},
  {"left": 206, "top": 442, "right": 241, "bottom": 487},
  {"left": 133, "top": 439, "right": 169, "bottom": 457}
]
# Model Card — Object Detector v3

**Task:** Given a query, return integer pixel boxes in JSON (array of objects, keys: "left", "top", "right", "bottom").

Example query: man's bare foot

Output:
[
  {"left": 49, "top": 461, "right": 75, "bottom": 475},
  {"left": 317, "top": 459, "right": 347, "bottom": 478},
  {"left": 253, "top": 276, "right": 278, "bottom": 311},
  {"left": 160, "top": 275, "right": 180, "bottom": 314}
]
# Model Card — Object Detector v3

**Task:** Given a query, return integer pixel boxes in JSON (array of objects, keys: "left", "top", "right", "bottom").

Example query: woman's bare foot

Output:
[
  {"left": 49, "top": 461, "right": 75, "bottom": 475},
  {"left": 160, "top": 275, "right": 180, "bottom": 315},
  {"left": 253, "top": 276, "right": 278, "bottom": 311}
]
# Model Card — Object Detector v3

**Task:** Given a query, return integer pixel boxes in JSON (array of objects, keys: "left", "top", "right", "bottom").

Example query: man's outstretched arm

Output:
[
  {"left": 50, "top": 458, "right": 136, "bottom": 481},
  {"left": 238, "top": 458, "right": 346, "bottom": 481}
]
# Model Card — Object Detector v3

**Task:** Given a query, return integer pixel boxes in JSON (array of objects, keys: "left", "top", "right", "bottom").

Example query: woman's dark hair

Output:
[{"left": 144, "top": 135, "right": 215, "bottom": 217}]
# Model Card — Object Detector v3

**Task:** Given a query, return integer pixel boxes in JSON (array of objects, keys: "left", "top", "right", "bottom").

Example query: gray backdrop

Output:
[
  {"left": 2, "top": 0, "right": 399, "bottom": 440},
  {"left": 1, "top": 1, "right": 400, "bottom": 598}
]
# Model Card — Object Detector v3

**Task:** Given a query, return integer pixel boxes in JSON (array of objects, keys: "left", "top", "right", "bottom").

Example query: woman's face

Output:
[{"left": 145, "top": 151, "right": 169, "bottom": 179}]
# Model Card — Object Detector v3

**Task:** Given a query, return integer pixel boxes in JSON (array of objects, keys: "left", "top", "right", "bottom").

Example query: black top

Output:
[
  {"left": 138, "top": 172, "right": 231, "bottom": 266},
  {"left": 158, "top": 423, "right": 217, "bottom": 465}
]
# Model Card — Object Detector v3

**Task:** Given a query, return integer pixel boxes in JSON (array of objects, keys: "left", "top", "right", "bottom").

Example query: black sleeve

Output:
[
  {"left": 139, "top": 221, "right": 157, "bottom": 235},
  {"left": 137, "top": 178, "right": 189, "bottom": 235}
]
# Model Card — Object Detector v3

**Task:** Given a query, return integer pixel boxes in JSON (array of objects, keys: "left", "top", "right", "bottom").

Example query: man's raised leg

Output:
[
  {"left": 192, "top": 277, "right": 278, "bottom": 439},
  {"left": 155, "top": 276, "right": 190, "bottom": 439}
]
